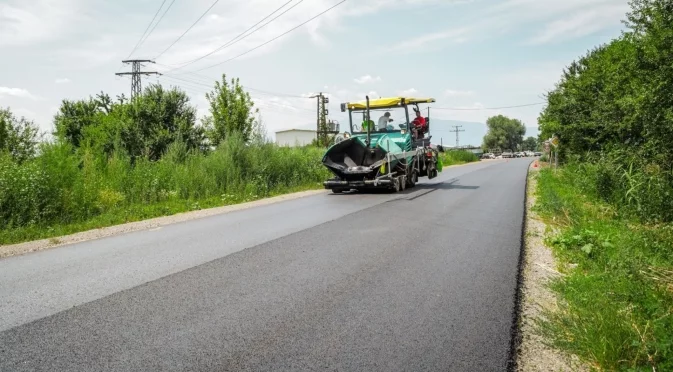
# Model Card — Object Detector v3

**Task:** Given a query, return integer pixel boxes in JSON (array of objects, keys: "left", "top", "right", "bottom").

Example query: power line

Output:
[
  {"left": 156, "top": 65, "right": 311, "bottom": 98},
  {"left": 160, "top": 75, "right": 315, "bottom": 112},
  {"left": 191, "top": 0, "right": 347, "bottom": 73},
  {"left": 126, "top": 0, "right": 168, "bottom": 59},
  {"left": 164, "top": 0, "right": 296, "bottom": 72},
  {"left": 432, "top": 102, "right": 545, "bottom": 111},
  {"left": 154, "top": 0, "right": 221, "bottom": 59},
  {"left": 133, "top": 0, "right": 178, "bottom": 57}
]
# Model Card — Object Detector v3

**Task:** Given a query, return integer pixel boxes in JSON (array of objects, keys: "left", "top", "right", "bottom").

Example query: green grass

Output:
[
  {"left": 0, "top": 135, "right": 330, "bottom": 245},
  {"left": 533, "top": 167, "right": 673, "bottom": 371},
  {"left": 440, "top": 150, "right": 479, "bottom": 167}
]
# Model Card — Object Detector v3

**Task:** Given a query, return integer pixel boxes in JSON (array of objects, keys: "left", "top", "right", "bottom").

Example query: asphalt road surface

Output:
[{"left": 0, "top": 158, "right": 531, "bottom": 372}]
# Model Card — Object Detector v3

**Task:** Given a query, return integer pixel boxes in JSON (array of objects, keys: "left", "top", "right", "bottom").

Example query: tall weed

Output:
[{"left": 0, "top": 135, "right": 329, "bottom": 244}]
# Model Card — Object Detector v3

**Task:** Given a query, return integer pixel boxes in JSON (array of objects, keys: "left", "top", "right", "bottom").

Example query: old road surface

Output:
[{"left": 0, "top": 158, "right": 531, "bottom": 372}]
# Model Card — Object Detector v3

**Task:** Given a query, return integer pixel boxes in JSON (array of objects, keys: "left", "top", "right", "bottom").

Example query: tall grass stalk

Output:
[{"left": 0, "top": 134, "right": 329, "bottom": 244}]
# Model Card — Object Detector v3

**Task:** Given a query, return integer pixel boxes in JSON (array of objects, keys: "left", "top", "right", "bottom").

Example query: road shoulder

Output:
[
  {"left": 0, "top": 160, "right": 493, "bottom": 260},
  {"left": 515, "top": 162, "right": 587, "bottom": 372},
  {"left": 0, "top": 189, "right": 325, "bottom": 259}
]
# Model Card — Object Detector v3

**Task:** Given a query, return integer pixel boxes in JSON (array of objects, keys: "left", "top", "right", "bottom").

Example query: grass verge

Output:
[
  {"left": 0, "top": 135, "right": 330, "bottom": 246},
  {"left": 533, "top": 166, "right": 673, "bottom": 371},
  {"left": 440, "top": 150, "right": 479, "bottom": 167}
]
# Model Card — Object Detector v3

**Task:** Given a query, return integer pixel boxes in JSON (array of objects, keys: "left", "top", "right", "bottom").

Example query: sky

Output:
[{"left": 1, "top": 0, "right": 631, "bottom": 146}]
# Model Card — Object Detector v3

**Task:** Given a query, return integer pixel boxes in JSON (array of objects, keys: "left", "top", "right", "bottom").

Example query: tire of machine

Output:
[
  {"left": 400, "top": 176, "right": 406, "bottom": 191},
  {"left": 407, "top": 171, "right": 417, "bottom": 188},
  {"left": 392, "top": 178, "right": 401, "bottom": 193}
]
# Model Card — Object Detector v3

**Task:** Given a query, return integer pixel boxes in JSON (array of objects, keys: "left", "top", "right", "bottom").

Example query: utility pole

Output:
[
  {"left": 450, "top": 125, "right": 465, "bottom": 148},
  {"left": 309, "top": 92, "right": 331, "bottom": 147},
  {"left": 115, "top": 59, "right": 160, "bottom": 99}
]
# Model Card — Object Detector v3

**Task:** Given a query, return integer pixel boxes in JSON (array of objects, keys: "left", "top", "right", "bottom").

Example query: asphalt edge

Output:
[
  {"left": 506, "top": 159, "right": 533, "bottom": 371},
  {"left": 1, "top": 160, "right": 490, "bottom": 260},
  {"left": 0, "top": 189, "right": 326, "bottom": 260}
]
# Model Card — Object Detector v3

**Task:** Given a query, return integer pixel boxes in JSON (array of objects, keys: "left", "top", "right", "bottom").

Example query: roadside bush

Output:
[
  {"left": 558, "top": 151, "right": 673, "bottom": 223},
  {"left": 441, "top": 150, "right": 478, "bottom": 166},
  {"left": 0, "top": 134, "right": 330, "bottom": 244},
  {"left": 535, "top": 168, "right": 673, "bottom": 371}
]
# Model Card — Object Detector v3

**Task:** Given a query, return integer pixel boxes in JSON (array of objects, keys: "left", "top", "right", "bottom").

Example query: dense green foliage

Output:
[
  {"left": 0, "top": 75, "right": 328, "bottom": 244},
  {"left": 0, "top": 108, "right": 41, "bottom": 163},
  {"left": 54, "top": 86, "right": 207, "bottom": 162},
  {"left": 0, "top": 134, "right": 328, "bottom": 244},
  {"left": 534, "top": 167, "right": 673, "bottom": 372},
  {"left": 533, "top": 1, "right": 673, "bottom": 369},
  {"left": 482, "top": 115, "right": 526, "bottom": 151},
  {"left": 538, "top": 0, "right": 673, "bottom": 222},
  {"left": 204, "top": 74, "right": 258, "bottom": 145},
  {"left": 440, "top": 150, "right": 479, "bottom": 166},
  {"left": 522, "top": 136, "right": 538, "bottom": 152}
]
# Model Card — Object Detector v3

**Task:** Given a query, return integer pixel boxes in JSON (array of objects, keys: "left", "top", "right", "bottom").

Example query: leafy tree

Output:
[
  {"left": 122, "top": 84, "right": 205, "bottom": 160},
  {"left": 538, "top": 0, "right": 673, "bottom": 166},
  {"left": 482, "top": 115, "right": 526, "bottom": 151},
  {"left": 523, "top": 136, "right": 538, "bottom": 151},
  {"left": 54, "top": 96, "right": 102, "bottom": 149},
  {"left": 205, "top": 74, "right": 258, "bottom": 145},
  {"left": 0, "top": 107, "right": 41, "bottom": 163},
  {"left": 54, "top": 85, "right": 206, "bottom": 161}
]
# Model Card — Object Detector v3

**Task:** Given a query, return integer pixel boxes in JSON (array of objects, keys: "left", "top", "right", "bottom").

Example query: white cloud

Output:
[
  {"left": 484, "top": 0, "right": 630, "bottom": 45},
  {"left": 0, "top": 0, "right": 88, "bottom": 47},
  {"left": 353, "top": 75, "right": 381, "bottom": 84},
  {"left": 55, "top": 78, "right": 71, "bottom": 84},
  {"left": 386, "top": 28, "right": 468, "bottom": 53},
  {"left": 398, "top": 88, "right": 419, "bottom": 96},
  {"left": 525, "top": 3, "right": 630, "bottom": 45},
  {"left": 445, "top": 89, "right": 474, "bottom": 97},
  {"left": 0, "top": 87, "right": 38, "bottom": 100}
]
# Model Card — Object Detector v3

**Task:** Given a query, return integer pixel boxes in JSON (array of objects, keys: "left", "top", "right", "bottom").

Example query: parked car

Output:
[
  {"left": 534, "top": 152, "right": 542, "bottom": 156},
  {"left": 502, "top": 151, "right": 514, "bottom": 158},
  {"left": 481, "top": 153, "right": 495, "bottom": 159}
]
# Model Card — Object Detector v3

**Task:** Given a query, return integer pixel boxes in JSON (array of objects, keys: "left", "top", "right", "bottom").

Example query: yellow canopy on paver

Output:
[{"left": 343, "top": 97, "right": 435, "bottom": 111}]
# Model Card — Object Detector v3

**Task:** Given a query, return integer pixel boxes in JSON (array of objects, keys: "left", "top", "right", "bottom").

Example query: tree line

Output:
[
  {"left": 538, "top": 0, "right": 673, "bottom": 222},
  {"left": 0, "top": 74, "right": 329, "bottom": 244},
  {"left": 22, "top": 74, "right": 260, "bottom": 163},
  {"left": 482, "top": 114, "right": 538, "bottom": 152}
]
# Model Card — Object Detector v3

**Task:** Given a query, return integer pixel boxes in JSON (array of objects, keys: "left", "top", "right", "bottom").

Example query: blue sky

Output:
[{"left": 1, "top": 0, "right": 630, "bottom": 145}]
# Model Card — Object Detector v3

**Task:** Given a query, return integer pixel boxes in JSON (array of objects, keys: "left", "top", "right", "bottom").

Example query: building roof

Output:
[{"left": 275, "top": 128, "right": 317, "bottom": 134}]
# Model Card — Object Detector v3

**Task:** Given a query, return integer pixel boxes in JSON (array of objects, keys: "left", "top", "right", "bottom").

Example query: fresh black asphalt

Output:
[{"left": 0, "top": 159, "right": 530, "bottom": 371}]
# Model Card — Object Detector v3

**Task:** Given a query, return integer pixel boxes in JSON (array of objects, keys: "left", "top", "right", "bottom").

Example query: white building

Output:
[{"left": 275, "top": 129, "right": 317, "bottom": 147}]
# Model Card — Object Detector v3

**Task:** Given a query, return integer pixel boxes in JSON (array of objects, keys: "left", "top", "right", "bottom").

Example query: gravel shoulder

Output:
[{"left": 516, "top": 163, "right": 588, "bottom": 372}]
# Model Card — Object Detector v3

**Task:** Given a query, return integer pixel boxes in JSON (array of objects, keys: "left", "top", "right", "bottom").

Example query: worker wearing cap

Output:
[{"left": 377, "top": 112, "right": 392, "bottom": 131}]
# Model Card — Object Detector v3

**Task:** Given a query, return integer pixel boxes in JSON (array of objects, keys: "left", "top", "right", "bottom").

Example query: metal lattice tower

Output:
[
  {"left": 310, "top": 92, "right": 333, "bottom": 146},
  {"left": 450, "top": 125, "right": 465, "bottom": 148},
  {"left": 115, "top": 60, "right": 160, "bottom": 99}
]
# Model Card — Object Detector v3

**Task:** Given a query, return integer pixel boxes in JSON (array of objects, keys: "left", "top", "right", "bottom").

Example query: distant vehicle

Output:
[
  {"left": 514, "top": 152, "right": 524, "bottom": 158},
  {"left": 502, "top": 151, "right": 514, "bottom": 158},
  {"left": 481, "top": 153, "right": 495, "bottom": 159},
  {"left": 534, "top": 152, "right": 542, "bottom": 156}
]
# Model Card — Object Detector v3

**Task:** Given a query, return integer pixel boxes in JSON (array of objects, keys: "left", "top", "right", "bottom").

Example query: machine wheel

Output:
[
  {"left": 331, "top": 188, "right": 344, "bottom": 194},
  {"left": 407, "top": 172, "right": 417, "bottom": 188},
  {"left": 400, "top": 176, "right": 407, "bottom": 191},
  {"left": 391, "top": 179, "right": 401, "bottom": 193}
]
